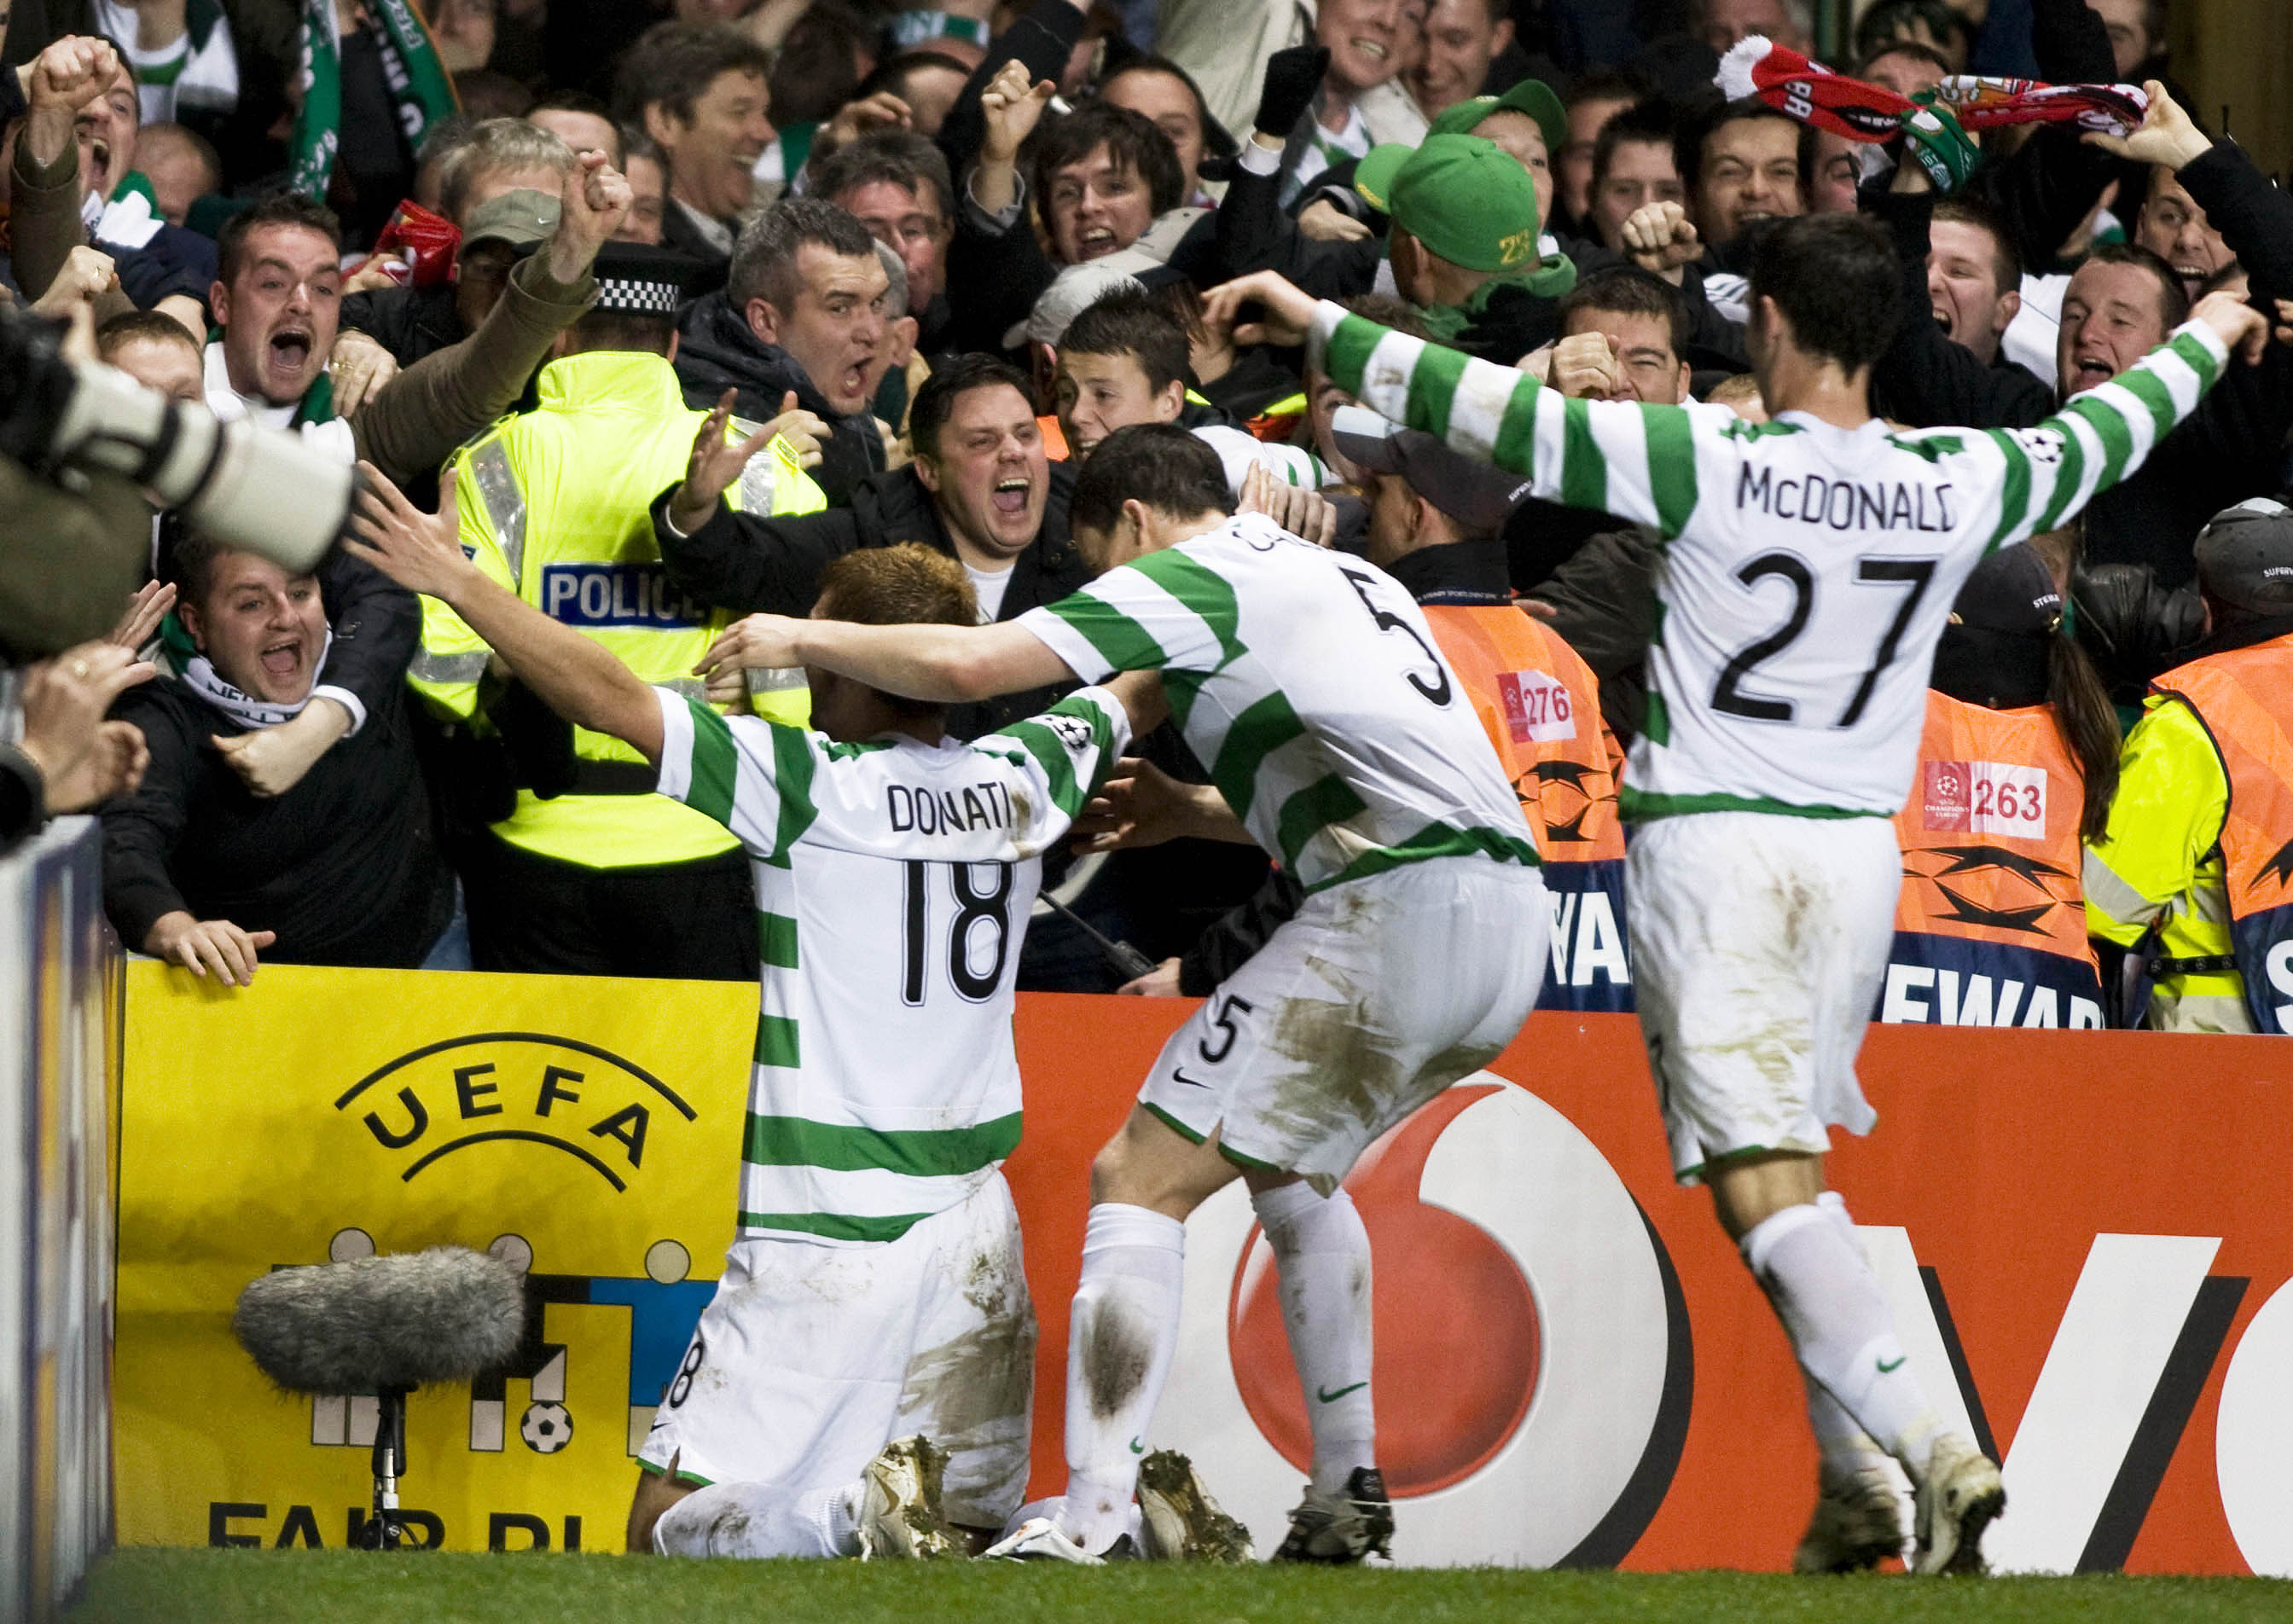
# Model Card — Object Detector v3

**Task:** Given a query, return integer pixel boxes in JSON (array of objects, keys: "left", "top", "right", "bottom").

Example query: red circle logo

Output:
[{"left": 1225, "top": 1084, "right": 1541, "bottom": 1494}]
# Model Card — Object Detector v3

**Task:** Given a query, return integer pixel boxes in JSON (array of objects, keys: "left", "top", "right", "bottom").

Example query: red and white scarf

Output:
[{"left": 1715, "top": 34, "right": 2147, "bottom": 145}]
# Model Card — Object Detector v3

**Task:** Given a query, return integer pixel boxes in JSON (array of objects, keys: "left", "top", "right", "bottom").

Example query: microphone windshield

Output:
[{"left": 233, "top": 1246, "right": 526, "bottom": 1395}]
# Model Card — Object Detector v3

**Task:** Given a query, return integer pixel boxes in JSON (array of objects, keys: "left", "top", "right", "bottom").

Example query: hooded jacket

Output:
[{"left": 673, "top": 290, "right": 886, "bottom": 505}]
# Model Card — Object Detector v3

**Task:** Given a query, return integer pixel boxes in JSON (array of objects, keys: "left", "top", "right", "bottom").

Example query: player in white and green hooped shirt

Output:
[
  {"left": 1203, "top": 220, "right": 2269, "bottom": 1576},
  {"left": 701, "top": 424, "right": 1549, "bottom": 1564},
  {"left": 343, "top": 477, "right": 1155, "bottom": 1563}
]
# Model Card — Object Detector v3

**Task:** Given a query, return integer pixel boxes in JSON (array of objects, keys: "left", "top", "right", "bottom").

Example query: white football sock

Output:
[
  {"left": 652, "top": 1480, "right": 858, "bottom": 1558},
  {"left": 1740, "top": 1200, "right": 1943, "bottom": 1478},
  {"left": 1802, "top": 1368, "right": 1893, "bottom": 1487},
  {"left": 1803, "top": 1193, "right": 1892, "bottom": 1487},
  {"left": 1060, "top": 1203, "right": 1185, "bottom": 1553},
  {"left": 1252, "top": 1180, "right": 1377, "bottom": 1494}
]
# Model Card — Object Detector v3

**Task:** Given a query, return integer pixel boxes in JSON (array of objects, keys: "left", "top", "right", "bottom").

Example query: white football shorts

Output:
[
  {"left": 1627, "top": 811, "right": 1899, "bottom": 1183},
  {"left": 1138, "top": 856, "right": 1547, "bottom": 1193},
  {"left": 637, "top": 1170, "right": 1035, "bottom": 1528}
]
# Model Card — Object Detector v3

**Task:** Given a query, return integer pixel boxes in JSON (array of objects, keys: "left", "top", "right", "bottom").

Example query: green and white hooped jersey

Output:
[
  {"left": 1192, "top": 423, "right": 1326, "bottom": 496},
  {"left": 651, "top": 686, "right": 1129, "bottom": 1245},
  {"left": 1019, "top": 515, "right": 1537, "bottom": 893},
  {"left": 1310, "top": 300, "right": 2229, "bottom": 821}
]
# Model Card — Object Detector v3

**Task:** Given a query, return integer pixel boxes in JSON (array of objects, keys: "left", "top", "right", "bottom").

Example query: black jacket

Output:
[
  {"left": 653, "top": 461, "right": 1090, "bottom": 737},
  {"left": 659, "top": 201, "right": 733, "bottom": 290},
  {"left": 340, "top": 281, "right": 464, "bottom": 368},
  {"left": 673, "top": 291, "right": 885, "bottom": 505},
  {"left": 1868, "top": 139, "right": 2293, "bottom": 586},
  {"left": 102, "top": 676, "right": 453, "bottom": 966}
]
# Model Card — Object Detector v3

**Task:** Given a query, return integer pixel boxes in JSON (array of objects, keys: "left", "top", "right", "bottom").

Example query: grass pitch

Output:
[{"left": 66, "top": 1549, "right": 2293, "bottom": 1623}]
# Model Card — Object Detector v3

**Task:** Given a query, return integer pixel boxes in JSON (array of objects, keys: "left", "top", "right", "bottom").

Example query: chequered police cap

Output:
[{"left": 589, "top": 241, "right": 707, "bottom": 316}]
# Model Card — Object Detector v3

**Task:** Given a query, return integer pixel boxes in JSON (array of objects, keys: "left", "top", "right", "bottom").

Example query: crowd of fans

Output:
[{"left": 0, "top": 0, "right": 2285, "bottom": 1032}]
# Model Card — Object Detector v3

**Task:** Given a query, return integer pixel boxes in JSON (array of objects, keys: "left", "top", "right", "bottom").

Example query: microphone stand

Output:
[{"left": 360, "top": 1388, "right": 411, "bottom": 1550}]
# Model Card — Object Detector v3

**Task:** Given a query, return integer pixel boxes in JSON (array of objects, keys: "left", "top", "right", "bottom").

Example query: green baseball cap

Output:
[
  {"left": 1425, "top": 77, "right": 1566, "bottom": 157},
  {"left": 459, "top": 188, "right": 560, "bottom": 257},
  {"left": 1355, "top": 135, "right": 1543, "bottom": 273}
]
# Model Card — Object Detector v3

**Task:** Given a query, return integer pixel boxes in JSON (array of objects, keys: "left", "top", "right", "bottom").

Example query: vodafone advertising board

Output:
[{"left": 115, "top": 966, "right": 2293, "bottom": 1572}]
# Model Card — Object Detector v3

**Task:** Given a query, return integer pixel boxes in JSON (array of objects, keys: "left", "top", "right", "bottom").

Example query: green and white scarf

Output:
[{"left": 289, "top": 0, "right": 458, "bottom": 200}]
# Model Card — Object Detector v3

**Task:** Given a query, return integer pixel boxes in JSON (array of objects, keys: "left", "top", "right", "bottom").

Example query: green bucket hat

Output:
[
  {"left": 1355, "top": 134, "right": 1543, "bottom": 273},
  {"left": 1425, "top": 77, "right": 1566, "bottom": 156}
]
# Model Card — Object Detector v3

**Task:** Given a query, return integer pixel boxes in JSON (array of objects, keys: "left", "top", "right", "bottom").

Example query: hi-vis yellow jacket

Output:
[
  {"left": 409, "top": 349, "right": 826, "bottom": 869},
  {"left": 2087, "top": 630, "right": 2293, "bottom": 1033}
]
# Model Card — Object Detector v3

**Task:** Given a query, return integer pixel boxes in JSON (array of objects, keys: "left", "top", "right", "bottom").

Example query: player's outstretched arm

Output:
[
  {"left": 1982, "top": 291, "right": 2265, "bottom": 552},
  {"left": 1297, "top": 283, "right": 1701, "bottom": 539},
  {"left": 699, "top": 612, "right": 1077, "bottom": 702},
  {"left": 347, "top": 464, "right": 666, "bottom": 763}
]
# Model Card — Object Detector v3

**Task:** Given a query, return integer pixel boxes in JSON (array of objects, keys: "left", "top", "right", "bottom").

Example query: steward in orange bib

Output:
[
  {"left": 1881, "top": 547, "right": 2116, "bottom": 1029},
  {"left": 2087, "top": 500, "right": 2293, "bottom": 1032}
]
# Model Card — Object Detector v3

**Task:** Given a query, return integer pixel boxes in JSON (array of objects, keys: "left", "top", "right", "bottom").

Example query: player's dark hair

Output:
[
  {"left": 1559, "top": 266, "right": 1689, "bottom": 364},
  {"left": 1025, "top": 102, "right": 1186, "bottom": 231},
  {"left": 1069, "top": 424, "right": 1231, "bottom": 537},
  {"left": 217, "top": 190, "right": 342, "bottom": 281},
  {"left": 1058, "top": 287, "right": 1190, "bottom": 392},
  {"left": 1591, "top": 97, "right": 1681, "bottom": 194},
  {"left": 2082, "top": 241, "right": 2190, "bottom": 329},
  {"left": 1747, "top": 213, "right": 1903, "bottom": 375},
  {"left": 909, "top": 354, "right": 1034, "bottom": 461},
  {"left": 1678, "top": 95, "right": 1815, "bottom": 206},
  {"left": 1932, "top": 195, "right": 2023, "bottom": 299}
]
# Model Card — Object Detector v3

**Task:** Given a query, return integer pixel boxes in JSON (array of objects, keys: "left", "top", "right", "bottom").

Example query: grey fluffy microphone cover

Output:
[{"left": 232, "top": 1245, "right": 526, "bottom": 1395}]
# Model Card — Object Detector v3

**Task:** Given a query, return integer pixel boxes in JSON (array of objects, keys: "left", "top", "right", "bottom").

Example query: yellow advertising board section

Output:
[{"left": 116, "top": 961, "right": 754, "bottom": 1551}]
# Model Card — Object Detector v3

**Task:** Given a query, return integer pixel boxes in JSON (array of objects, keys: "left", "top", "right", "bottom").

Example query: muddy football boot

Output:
[
  {"left": 1793, "top": 1465, "right": 1907, "bottom": 1573},
  {"left": 1273, "top": 1466, "right": 1393, "bottom": 1563},
  {"left": 855, "top": 1435, "right": 960, "bottom": 1559},
  {"left": 1136, "top": 1450, "right": 1254, "bottom": 1562},
  {"left": 1913, "top": 1435, "right": 2005, "bottom": 1575}
]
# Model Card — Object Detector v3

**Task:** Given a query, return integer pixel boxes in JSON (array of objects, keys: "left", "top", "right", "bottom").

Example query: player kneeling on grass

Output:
[
  {"left": 697, "top": 424, "right": 1548, "bottom": 1563},
  {"left": 344, "top": 467, "right": 1158, "bottom": 1561},
  {"left": 1200, "top": 217, "right": 2270, "bottom": 1574}
]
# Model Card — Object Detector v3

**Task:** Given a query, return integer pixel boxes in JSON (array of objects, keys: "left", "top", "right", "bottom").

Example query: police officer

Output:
[
  {"left": 409, "top": 241, "right": 829, "bottom": 979},
  {"left": 2087, "top": 499, "right": 2293, "bottom": 1033},
  {"left": 1883, "top": 547, "right": 2116, "bottom": 1030}
]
